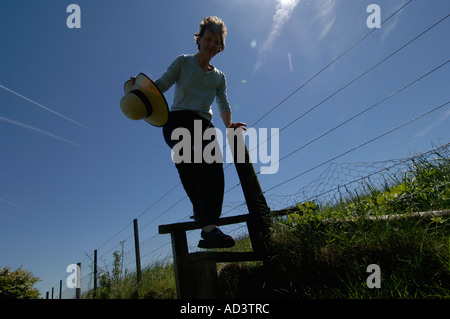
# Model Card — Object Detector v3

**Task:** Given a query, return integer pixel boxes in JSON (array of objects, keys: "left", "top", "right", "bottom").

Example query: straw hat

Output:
[{"left": 120, "top": 73, "right": 169, "bottom": 127}]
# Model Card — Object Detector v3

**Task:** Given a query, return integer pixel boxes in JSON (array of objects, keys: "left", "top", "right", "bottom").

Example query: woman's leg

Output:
[{"left": 162, "top": 111, "right": 225, "bottom": 226}]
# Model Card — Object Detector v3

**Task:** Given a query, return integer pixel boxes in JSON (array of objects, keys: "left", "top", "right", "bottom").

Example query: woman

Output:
[{"left": 152, "top": 16, "right": 246, "bottom": 248}]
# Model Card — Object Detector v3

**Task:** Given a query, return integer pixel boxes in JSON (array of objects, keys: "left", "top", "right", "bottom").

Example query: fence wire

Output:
[
  {"left": 41, "top": 4, "right": 449, "bottom": 297},
  {"left": 51, "top": 142, "right": 449, "bottom": 298}
]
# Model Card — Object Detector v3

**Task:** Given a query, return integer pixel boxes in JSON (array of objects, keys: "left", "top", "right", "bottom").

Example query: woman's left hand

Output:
[{"left": 228, "top": 122, "right": 247, "bottom": 130}]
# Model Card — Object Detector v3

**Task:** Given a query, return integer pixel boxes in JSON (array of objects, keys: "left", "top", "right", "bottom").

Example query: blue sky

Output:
[{"left": 1, "top": 0, "right": 449, "bottom": 297}]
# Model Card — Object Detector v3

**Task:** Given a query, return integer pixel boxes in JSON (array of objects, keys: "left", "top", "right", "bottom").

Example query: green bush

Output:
[{"left": 0, "top": 266, "right": 40, "bottom": 299}]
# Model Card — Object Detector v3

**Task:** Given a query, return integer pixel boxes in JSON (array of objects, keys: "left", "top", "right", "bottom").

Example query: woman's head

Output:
[{"left": 194, "top": 16, "right": 227, "bottom": 53}]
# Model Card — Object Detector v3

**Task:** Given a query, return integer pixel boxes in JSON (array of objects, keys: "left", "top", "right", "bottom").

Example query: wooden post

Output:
[
  {"left": 59, "top": 280, "right": 62, "bottom": 299},
  {"left": 76, "top": 262, "right": 81, "bottom": 299},
  {"left": 93, "top": 249, "right": 98, "bottom": 297},
  {"left": 51, "top": 287, "right": 54, "bottom": 299},
  {"left": 133, "top": 219, "right": 142, "bottom": 286},
  {"left": 178, "top": 254, "right": 218, "bottom": 298},
  {"left": 170, "top": 229, "right": 189, "bottom": 298},
  {"left": 46, "top": 291, "right": 49, "bottom": 299},
  {"left": 227, "top": 128, "right": 272, "bottom": 258}
]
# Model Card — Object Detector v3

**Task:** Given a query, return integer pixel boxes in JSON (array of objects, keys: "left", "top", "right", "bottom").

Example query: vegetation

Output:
[
  {"left": 84, "top": 148, "right": 449, "bottom": 299},
  {"left": 84, "top": 251, "right": 176, "bottom": 299},
  {"left": 0, "top": 266, "right": 40, "bottom": 299},
  {"left": 219, "top": 151, "right": 450, "bottom": 298}
]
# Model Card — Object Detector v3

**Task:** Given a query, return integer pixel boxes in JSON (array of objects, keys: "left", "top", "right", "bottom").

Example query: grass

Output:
[
  {"left": 85, "top": 147, "right": 450, "bottom": 299},
  {"left": 83, "top": 261, "right": 176, "bottom": 299},
  {"left": 218, "top": 149, "right": 450, "bottom": 299},
  {"left": 264, "top": 215, "right": 449, "bottom": 298}
]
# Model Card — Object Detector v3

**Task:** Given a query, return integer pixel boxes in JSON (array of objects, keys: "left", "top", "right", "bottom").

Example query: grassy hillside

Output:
[{"left": 218, "top": 151, "right": 450, "bottom": 298}]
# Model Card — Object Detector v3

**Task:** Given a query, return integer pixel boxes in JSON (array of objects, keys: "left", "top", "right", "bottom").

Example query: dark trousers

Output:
[{"left": 163, "top": 111, "right": 224, "bottom": 226}]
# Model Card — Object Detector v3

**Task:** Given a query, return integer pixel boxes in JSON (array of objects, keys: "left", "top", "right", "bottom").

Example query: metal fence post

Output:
[
  {"left": 133, "top": 219, "right": 142, "bottom": 286},
  {"left": 76, "top": 262, "right": 81, "bottom": 299},
  {"left": 94, "top": 249, "right": 98, "bottom": 297}
]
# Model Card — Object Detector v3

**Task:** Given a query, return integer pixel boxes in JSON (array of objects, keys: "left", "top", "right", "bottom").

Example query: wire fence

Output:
[
  {"left": 49, "top": 141, "right": 449, "bottom": 299},
  {"left": 42, "top": 1, "right": 450, "bottom": 298}
]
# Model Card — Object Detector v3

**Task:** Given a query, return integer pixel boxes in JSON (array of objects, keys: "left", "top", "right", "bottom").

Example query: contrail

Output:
[
  {"left": 414, "top": 108, "right": 450, "bottom": 138},
  {"left": 0, "top": 116, "right": 81, "bottom": 147},
  {"left": 0, "top": 211, "right": 45, "bottom": 231},
  {"left": 0, "top": 84, "right": 89, "bottom": 129},
  {"left": 254, "top": 0, "right": 301, "bottom": 72},
  {"left": 0, "top": 198, "right": 49, "bottom": 221}
]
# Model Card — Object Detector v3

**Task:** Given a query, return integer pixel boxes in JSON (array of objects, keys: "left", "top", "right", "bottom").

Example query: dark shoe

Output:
[{"left": 198, "top": 228, "right": 235, "bottom": 249}]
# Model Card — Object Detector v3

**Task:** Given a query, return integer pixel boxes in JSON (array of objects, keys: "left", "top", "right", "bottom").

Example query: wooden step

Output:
[
  {"left": 177, "top": 251, "right": 261, "bottom": 265},
  {"left": 159, "top": 214, "right": 251, "bottom": 234}
]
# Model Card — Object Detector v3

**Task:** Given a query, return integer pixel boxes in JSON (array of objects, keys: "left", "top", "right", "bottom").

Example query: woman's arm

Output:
[
  {"left": 221, "top": 111, "right": 247, "bottom": 130},
  {"left": 154, "top": 55, "right": 183, "bottom": 93},
  {"left": 129, "top": 56, "right": 183, "bottom": 92}
]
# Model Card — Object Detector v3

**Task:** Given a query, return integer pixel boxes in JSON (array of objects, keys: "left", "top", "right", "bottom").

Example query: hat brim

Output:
[{"left": 123, "top": 73, "right": 169, "bottom": 127}]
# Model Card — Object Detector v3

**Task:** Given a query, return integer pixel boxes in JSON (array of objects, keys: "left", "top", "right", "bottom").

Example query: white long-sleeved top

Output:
[{"left": 154, "top": 54, "right": 231, "bottom": 122}]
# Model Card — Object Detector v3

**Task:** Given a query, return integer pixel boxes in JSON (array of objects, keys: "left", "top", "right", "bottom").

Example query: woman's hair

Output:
[{"left": 194, "top": 16, "right": 227, "bottom": 52}]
